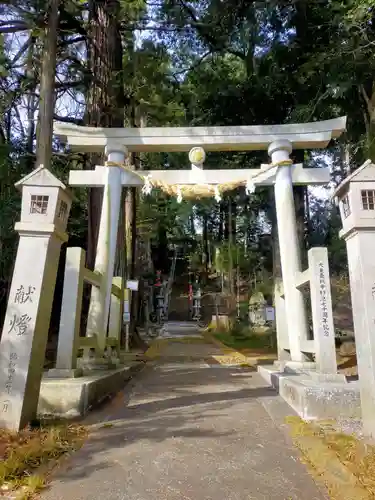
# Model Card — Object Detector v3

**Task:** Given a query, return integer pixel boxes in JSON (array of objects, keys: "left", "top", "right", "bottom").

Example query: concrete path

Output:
[{"left": 42, "top": 335, "right": 327, "bottom": 500}]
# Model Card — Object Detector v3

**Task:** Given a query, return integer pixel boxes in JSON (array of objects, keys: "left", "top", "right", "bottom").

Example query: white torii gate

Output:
[{"left": 54, "top": 117, "right": 346, "bottom": 363}]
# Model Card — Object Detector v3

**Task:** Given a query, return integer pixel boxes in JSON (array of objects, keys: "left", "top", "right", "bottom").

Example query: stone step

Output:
[{"left": 258, "top": 365, "right": 361, "bottom": 421}]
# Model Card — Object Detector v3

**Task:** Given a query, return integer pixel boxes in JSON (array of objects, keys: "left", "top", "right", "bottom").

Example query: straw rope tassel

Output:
[{"left": 105, "top": 158, "right": 293, "bottom": 199}]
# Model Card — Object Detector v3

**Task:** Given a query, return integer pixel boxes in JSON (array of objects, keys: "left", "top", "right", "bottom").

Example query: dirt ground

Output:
[{"left": 337, "top": 352, "right": 358, "bottom": 377}]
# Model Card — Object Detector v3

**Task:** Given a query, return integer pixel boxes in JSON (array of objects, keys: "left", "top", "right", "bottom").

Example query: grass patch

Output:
[
  {"left": 213, "top": 329, "right": 276, "bottom": 352},
  {"left": 166, "top": 337, "right": 207, "bottom": 344},
  {"left": 144, "top": 339, "right": 168, "bottom": 359},
  {"left": 0, "top": 424, "right": 86, "bottom": 498},
  {"left": 323, "top": 429, "right": 375, "bottom": 495},
  {"left": 286, "top": 416, "right": 375, "bottom": 499}
]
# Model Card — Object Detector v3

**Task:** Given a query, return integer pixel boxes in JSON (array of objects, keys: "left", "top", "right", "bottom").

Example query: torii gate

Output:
[{"left": 54, "top": 117, "right": 346, "bottom": 363}]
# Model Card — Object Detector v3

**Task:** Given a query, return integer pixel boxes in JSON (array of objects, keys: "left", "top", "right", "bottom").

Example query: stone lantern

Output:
[
  {"left": 335, "top": 159, "right": 375, "bottom": 238},
  {"left": 333, "top": 159, "right": 375, "bottom": 437},
  {"left": 249, "top": 291, "right": 267, "bottom": 329},
  {"left": 17, "top": 165, "right": 72, "bottom": 232},
  {"left": 0, "top": 165, "right": 72, "bottom": 431}
]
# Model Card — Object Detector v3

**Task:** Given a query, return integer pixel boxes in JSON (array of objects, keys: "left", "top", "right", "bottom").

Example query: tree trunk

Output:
[
  {"left": 189, "top": 213, "right": 195, "bottom": 236},
  {"left": 224, "top": 199, "right": 229, "bottom": 241},
  {"left": 294, "top": 185, "right": 307, "bottom": 267},
  {"left": 218, "top": 200, "right": 225, "bottom": 241},
  {"left": 125, "top": 188, "right": 133, "bottom": 279},
  {"left": 228, "top": 196, "right": 234, "bottom": 295},
  {"left": 292, "top": 150, "right": 307, "bottom": 267},
  {"left": 305, "top": 186, "right": 312, "bottom": 249},
  {"left": 203, "top": 213, "right": 209, "bottom": 274},
  {"left": 35, "top": 0, "right": 59, "bottom": 168},
  {"left": 128, "top": 111, "right": 149, "bottom": 345},
  {"left": 26, "top": 36, "right": 37, "bottom": 170},
  {"left": 231, "top": 198, "right": 237, "bottom": 238},
  {"left": 129, "top": 186, "right": 140, "bottom": 341},
  {"left": 84, "top": 0, "right": 124, "bottom": 270}
]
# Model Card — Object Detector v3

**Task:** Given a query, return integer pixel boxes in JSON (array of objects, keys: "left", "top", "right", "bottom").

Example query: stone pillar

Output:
[
  {"left": 308, "top": 247, "right": 337, "bottom": 374},
  {"left": 274, "top": 279, "right": 289, "bottom": 361},
  {"left": 108, "top": 276, "right": 123, "bottom": 349},
  {"left": 0, "top": 167, "right": 71, "bottom": 431},
  {"left": 344, "top": 229, "right": 375, "bottom": 436},
  {"left": 270, "top": 140, "right": 309, "bottom": 362},
  {"left": 49, "top": 247, "right": 85, "bottom": 378},
  {"left": 86, "top": 141, "right": 126, "bottom": 353}
]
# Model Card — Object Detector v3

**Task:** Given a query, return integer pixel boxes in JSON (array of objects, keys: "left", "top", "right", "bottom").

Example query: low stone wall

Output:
[{"left": 38, "top": 364, "right": 142, "bottom": 419}]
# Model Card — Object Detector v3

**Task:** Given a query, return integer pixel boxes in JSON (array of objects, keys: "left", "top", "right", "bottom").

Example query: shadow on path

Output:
[{"left": 41, "top": 344, "right": 328, "bottom": 500}]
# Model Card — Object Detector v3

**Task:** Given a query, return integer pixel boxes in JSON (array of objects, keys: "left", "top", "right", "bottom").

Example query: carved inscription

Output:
[
  {"left": 5, "top": 353, "right": 18, "bottom": 396},
  {"left": 2, "top": 283, "right": 36, "bottom": 400},
  {"left": 8, "top": 314, "right": 31, "bottom": 336},
  {"left": 14, "top": 285, "right": 35, "bottom": 304},
  {"left": 319, "top": 262, "right": 330, "bottom": 337},
  {"left": 1, "top": 400, "right": 10, "bottom": 413}
]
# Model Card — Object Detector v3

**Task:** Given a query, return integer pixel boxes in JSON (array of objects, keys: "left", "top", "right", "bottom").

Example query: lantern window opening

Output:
[
  {"left": 342, "top": 194, "right": 351, "bottom": 218},
  {"left": 30, "top": 195, "right": 49, "bottom": 215},
  {"left": 58, "top": 200, "right": 68, "bottom": 220},
  {"left": 361, "top": 190, "right": 375, "bottom": 211}
]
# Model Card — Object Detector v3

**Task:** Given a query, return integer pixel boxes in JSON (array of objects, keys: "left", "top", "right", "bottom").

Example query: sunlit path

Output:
[{"left": 41, "top": 335, "right": 327, "bottom": 500}]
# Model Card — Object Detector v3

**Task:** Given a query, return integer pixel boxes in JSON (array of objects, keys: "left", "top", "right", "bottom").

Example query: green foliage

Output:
[
  {"left": 252, "top": 279, "right": 274, "bottom": 301},
  {"left": 214, "top": 328, "right": 276, "bottom": 352},
  {"left": 138, "top": 189, "right": 193, "bottom": 244},
  {"left": 0, "top": 0, "right": 368, "bottom": 314},
  {"left": 0, "top": 144, "right": 30, "bottom": 290},
  {"left": 346, "top": 0, "right": 375, "bottom": 22}
]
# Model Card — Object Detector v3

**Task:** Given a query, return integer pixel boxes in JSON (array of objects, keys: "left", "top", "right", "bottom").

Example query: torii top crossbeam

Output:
[{"left": 54, "top": 117, "right": 346, "bottom": 153}]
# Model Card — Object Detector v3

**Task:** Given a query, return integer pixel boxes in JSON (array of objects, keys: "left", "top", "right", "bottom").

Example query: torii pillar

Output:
[
  {"left": 86, "top": 141, "right": 126, "bottom": 352},
  {"left": 268, "top": 140, "right": 309, "bottom": 362},
  {"left": 59, "top": 147, "right": 143, "bottom": 356}
]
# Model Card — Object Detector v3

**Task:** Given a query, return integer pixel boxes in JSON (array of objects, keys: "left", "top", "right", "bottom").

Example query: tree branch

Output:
[
  {"left": 53, "top": 114, "right": 84, "bottom": 125},
  {"left": 359, "top": 83, "right": 373, "bottom": 118},
  {"left": 173, "top": 51, "right": 212, "bottom": 76},
  {"left": 58, "top": 36, "right": 86, "bottom": 47},
  {"left": 176, "top": 0, "right": 223, "bottom": 51},
  {"left": 55, "top": 80, "right": 86, "bottom": 90},
  {"left": 0, "top": 25, "right": 29, "bottom": 34},
  {"left": 9, "top": 38, "right": 31, "bottom": 67},
  {"left": 226, "top": 48, "right": 246, "bottom": 61},
  {"left": 0, "top": 20, "right": 28, "bottom": 28}
]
